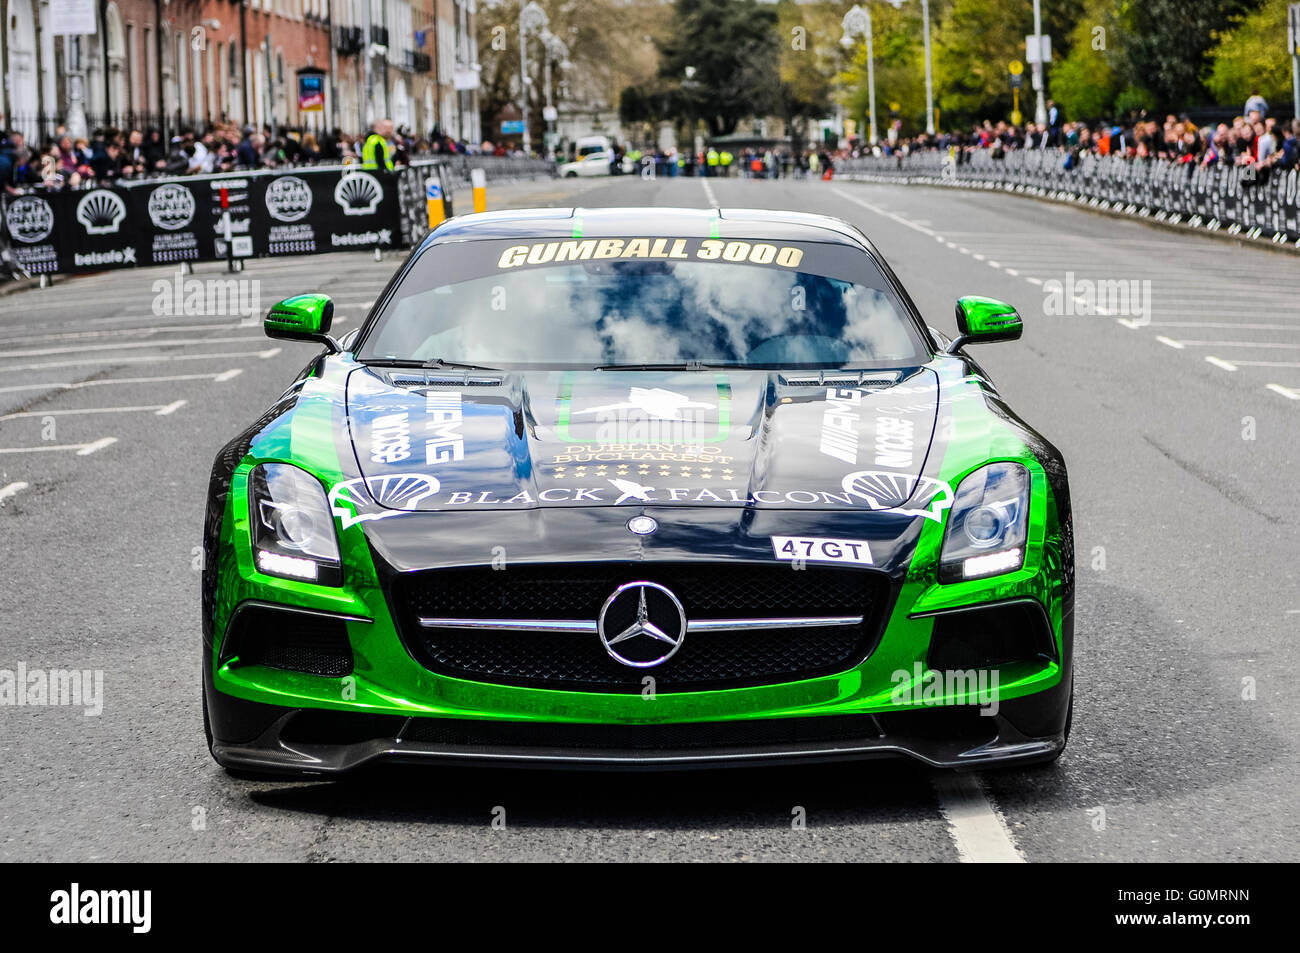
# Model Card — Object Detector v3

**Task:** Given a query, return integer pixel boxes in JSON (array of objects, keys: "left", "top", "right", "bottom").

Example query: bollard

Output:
[
  {"left": 426, "top": 176, "right": 446, "bottom": 231},
  {"left": 471, "top": 168, "right": 487, "bottom": 214}
]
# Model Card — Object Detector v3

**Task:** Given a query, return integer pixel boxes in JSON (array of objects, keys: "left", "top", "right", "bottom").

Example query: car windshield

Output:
[{"left": 356, "top": 236, "right": 929, "bottom": 369}]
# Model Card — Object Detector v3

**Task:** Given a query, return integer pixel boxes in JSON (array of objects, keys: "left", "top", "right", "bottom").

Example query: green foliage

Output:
[
  {"left": 1206, "top": 0, "right": 1295, "bottom": 109},
  {"left": 657, "top": 0, "right": 784, "bottom": 137},
  {"left": 1126, "top": 0, "right": 1257, "bottom": 111},
  {"left": 1049, "top": 0, "right": 1127, "bottom": 122},
  {"left": 933, "top": 0, "right": 1031, "bottom": 127}
]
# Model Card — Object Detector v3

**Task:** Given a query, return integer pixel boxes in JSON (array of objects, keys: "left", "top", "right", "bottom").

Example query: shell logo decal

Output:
[
  {"left": 76, "top": 190, "right": 127, "bottom": 235},
  {"left": 334, "top": 172, "right": 383, "bottom": 216}
]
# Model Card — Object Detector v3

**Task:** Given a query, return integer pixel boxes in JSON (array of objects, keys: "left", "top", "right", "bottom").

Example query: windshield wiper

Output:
[{"left": 363, "top": 357, "right": 502, "bottom": 371}]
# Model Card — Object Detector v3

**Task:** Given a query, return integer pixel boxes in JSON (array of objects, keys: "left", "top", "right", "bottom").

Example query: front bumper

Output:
[{"left": 206, "top": 474, "right": 1073, "bottom": 776}]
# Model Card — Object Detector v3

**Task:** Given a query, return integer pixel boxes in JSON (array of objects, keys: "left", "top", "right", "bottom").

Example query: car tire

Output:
[{"left": 565, "top": 171, "right": 577, "bottom": 178}]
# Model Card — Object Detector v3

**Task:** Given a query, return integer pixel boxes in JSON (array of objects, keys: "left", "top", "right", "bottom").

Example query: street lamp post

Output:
[
  {"left": 920, "top": 0, "right": 934, "bottom": 135},
  {"left": 841, "top": 5, "right": 877, "bottom": 146},
  {"left": 842, "top": 1, "right": 936, "bottom": 143},
  {"left": 518, "top": 1, "right": 549, "bottom": 155},
  {"left": 1031, "top": 0, "right": 1047, "bottom": 125},
  {"left": 541, "top": 31, "right": 569, "bottom": 160}
]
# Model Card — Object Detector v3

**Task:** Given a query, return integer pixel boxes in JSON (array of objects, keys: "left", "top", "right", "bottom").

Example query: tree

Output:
[
  {"left": 1206, "top": 0, "right": 1295, "bottom": 111},
  {"left": 1049, "top": 0, "right": 1134, "bottom": 121},
  {"left": 656, "top": 0, "right": 784, "bottom": 137},
  {"left": 1125, "top": 0, "right": 1258, "bottom": 112},
  {"left": 932, "top": 0, "right": 1033, "bottom": 127},
  {"left": 477, "top": 0, "right": 664, "bottom": 148}
]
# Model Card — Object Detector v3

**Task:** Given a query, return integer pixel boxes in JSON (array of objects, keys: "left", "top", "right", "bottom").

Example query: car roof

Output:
[{"left": 422, "top": 206, "right": 876, "bottom": 253}]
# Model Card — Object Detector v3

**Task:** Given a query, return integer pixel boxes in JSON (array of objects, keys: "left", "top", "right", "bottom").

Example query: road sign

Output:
[
  {"left": 1290, "top": 4, "right": 1300, "bottom": 54},
  {"left": 1009, "top": 60, "right": 1024, "bottom": 76},
  {"left": 1025, "top": 34, "right": 1052, "bottom": 64},
  {"left": 1010, "top": 72, "right": 1023, "bottom": 90}
]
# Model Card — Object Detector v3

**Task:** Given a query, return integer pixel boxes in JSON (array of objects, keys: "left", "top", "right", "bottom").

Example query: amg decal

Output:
[
  {"left": 425, "top": 391, "right": 464, "bottom": 463},
  {"left": 819, "top": 387, "right": 863, "bottom": 464}
]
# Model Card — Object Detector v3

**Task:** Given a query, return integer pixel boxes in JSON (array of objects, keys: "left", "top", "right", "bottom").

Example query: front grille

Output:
[{"left": 389, "top": 563, "right": 891, "bottom": 692}]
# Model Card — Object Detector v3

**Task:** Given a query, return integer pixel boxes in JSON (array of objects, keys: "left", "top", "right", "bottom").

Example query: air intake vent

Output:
[
  {"left": 387, "top": 372, "right": 503, "bottom": 388},
  {"left": 222, "top": 605, "right": 355, "bottom": 677},
  {"left": 780, "top": 370, "right": 902, "bottom": 388}
]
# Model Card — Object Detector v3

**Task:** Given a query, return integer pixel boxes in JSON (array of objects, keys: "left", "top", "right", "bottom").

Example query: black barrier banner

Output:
[
  {"left": 127, "top": 179, "right": 218, "bottom": 266},
  {"left": 2, "top": 167, "right": 405, "bottom": 276},
  {"left": 253, "top": 168, "right": 402, "bottom": 256},
  {"left": 2, "top": 192, "right": 61, "bottom": 273}
]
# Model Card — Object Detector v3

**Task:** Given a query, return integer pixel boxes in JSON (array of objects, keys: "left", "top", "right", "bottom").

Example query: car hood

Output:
[{"left": 341, "top": 365, "right": 947, "bottom": 515}]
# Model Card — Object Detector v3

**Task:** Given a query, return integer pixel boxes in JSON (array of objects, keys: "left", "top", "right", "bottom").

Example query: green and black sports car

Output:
[{"left": 202, "top": 206, "right": 1073, "bottom": 776}]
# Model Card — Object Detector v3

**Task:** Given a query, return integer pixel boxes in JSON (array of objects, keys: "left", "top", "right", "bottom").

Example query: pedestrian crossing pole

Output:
[
  {"left": 426, "top": 176, "right": 446, "bottom": 230},
  {"left": 1290, "top": 4, "right": 1300, "bottom": 120},
  {"left": 471, "top": 168, "right": 487, "bottom": 213}
]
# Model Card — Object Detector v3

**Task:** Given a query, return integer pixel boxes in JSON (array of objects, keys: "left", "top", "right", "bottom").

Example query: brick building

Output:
[{"left": 0, "top": 0, "right": 479, "bottom": 142}]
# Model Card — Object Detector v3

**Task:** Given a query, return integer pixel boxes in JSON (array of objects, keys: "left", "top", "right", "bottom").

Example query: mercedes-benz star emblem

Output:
[
  {"left": 626, "top": 515, "right": 658, "bottom": 536},
  {"left": 597, "top": 581, "right": 686, "bottom": 668}
]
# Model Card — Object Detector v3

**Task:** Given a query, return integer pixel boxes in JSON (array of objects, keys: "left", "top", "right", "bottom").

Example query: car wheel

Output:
[{"left": 565, "top": 171, "right": 577, "bottom": 178}]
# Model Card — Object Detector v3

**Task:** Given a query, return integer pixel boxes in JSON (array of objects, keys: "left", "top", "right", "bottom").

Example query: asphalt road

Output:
[{"left": 1, "top": 171, "right": 1296, "bottom": 862}]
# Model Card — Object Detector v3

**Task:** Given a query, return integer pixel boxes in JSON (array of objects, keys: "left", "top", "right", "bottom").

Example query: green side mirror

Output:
[
  {"left": 264, "top": 294, "right": 340, "bottom": 352},
  {"left": 947, "top": 296, "right": 1023, "bottom": 353}
]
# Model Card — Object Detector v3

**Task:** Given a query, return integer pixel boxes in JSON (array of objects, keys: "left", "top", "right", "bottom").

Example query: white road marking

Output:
[
  {"left": 0, "top": 437, "right": 118, "bottom": 456},
  {"left": 932, "top": 774, "right": 1025, "bottom": 863},
  {"left": 3, "top": 322, "right": 252, "bottom": 345},
  {"left": 1117, "top": 318, "right": 1144, "bottom": 329},
  {"left": 0, "top": 403, "right": 185, "bottom": 421},
  {"left": 1004, "top": 268, "right": 1019, "bottom": 276},
  {"left": 8, "top": 335, "right": 263, "bottom": 358},
  {"left": 1216, "top": 360, "right": 1300, "bottom": 368},
  {"left": 0, "top": 481, "right": 29, "bottom": 503},
  {"left": 1162, "top": 340, "right": 1300, "bottom": 350},
  {"left": 1266, "top": 383, "right": 1300, "bottom": 400},
  {"left": 701, "top": 177, "right": 719, "bottom": 206},
  {"left": 1137, "top": 322, "right": 1300, "bottom": 331},
  {"left": 3, "top": 349, "right": 280, "bottom": 373},
  {"left": 829, "top": 187, "right": 938, "bottom": 237},
  {"left": 1024, "top": 277, "right": 1043, "bottom": 286},
  {"left": 0, "top": 370, "right": 243, "bottom": 395},
  {"left": 1205, "top": 357, "right": 1238, "bottom": 371},
  {"left": 1156, "top": 336, "right": 1185, "bottom": 349}
]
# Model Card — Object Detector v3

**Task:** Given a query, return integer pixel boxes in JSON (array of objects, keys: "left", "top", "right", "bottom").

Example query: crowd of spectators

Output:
[
  {"left": 849, "top": 93, "right": 1300, "bottom": 180},
  {"left": 0, "top": 121, "right": 487, "bottom": 194}
]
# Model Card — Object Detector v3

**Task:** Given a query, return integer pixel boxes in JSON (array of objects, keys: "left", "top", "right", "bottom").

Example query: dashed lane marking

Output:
[
  {"left": 0, "top": 401, "right": 188, "bottom": 421},
  {"left": 700, "top": 176, "right": 719, "bottom": 207},
  {"left": 8, "top": 336, "right": 264, "bottom": 358},
  {"left": 0, "top": 437, "right": 118, "bottom": 456},
  {"left": 1266, "top": 383, "right": 1300, "bottom": 400},
  {"left": 2, "top": 349, "right": 280, "bottom": 373},
  {"left": 932, "top": 774, "right": 1025, "bottom": 864},
  {"left": 1205, "top": 357, "right": 1238, "bottom": 371},
  {"left": 0, "top": 370, "right": 242, "bottom": 395},
  {"left": 0, "top": 481, "right": 28, "bottom": 503}
]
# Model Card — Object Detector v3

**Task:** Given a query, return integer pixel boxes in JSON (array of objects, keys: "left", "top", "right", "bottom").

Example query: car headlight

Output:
[
  {"left": 249, "top": 463, "right": 342, "bottom": 585},
  {"left": 939, "top": 462, "right": 1029, "bottom": 582}
]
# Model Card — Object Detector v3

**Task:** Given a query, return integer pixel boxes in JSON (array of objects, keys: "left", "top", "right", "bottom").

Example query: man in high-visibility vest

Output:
[
  {"left": 705, "top": 147, "right": 719, "bottom": 177},
  {"left": 719, "top": 150, "right": 733, "bottom": 177},
  {"left": 361, "top": 119, "right": 396, "bottom": 170}
]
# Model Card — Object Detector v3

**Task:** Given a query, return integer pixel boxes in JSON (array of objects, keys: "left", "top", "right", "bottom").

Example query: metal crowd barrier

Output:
[{"left": 835, "top": 151, "right": 1300, "bottom": 244}]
